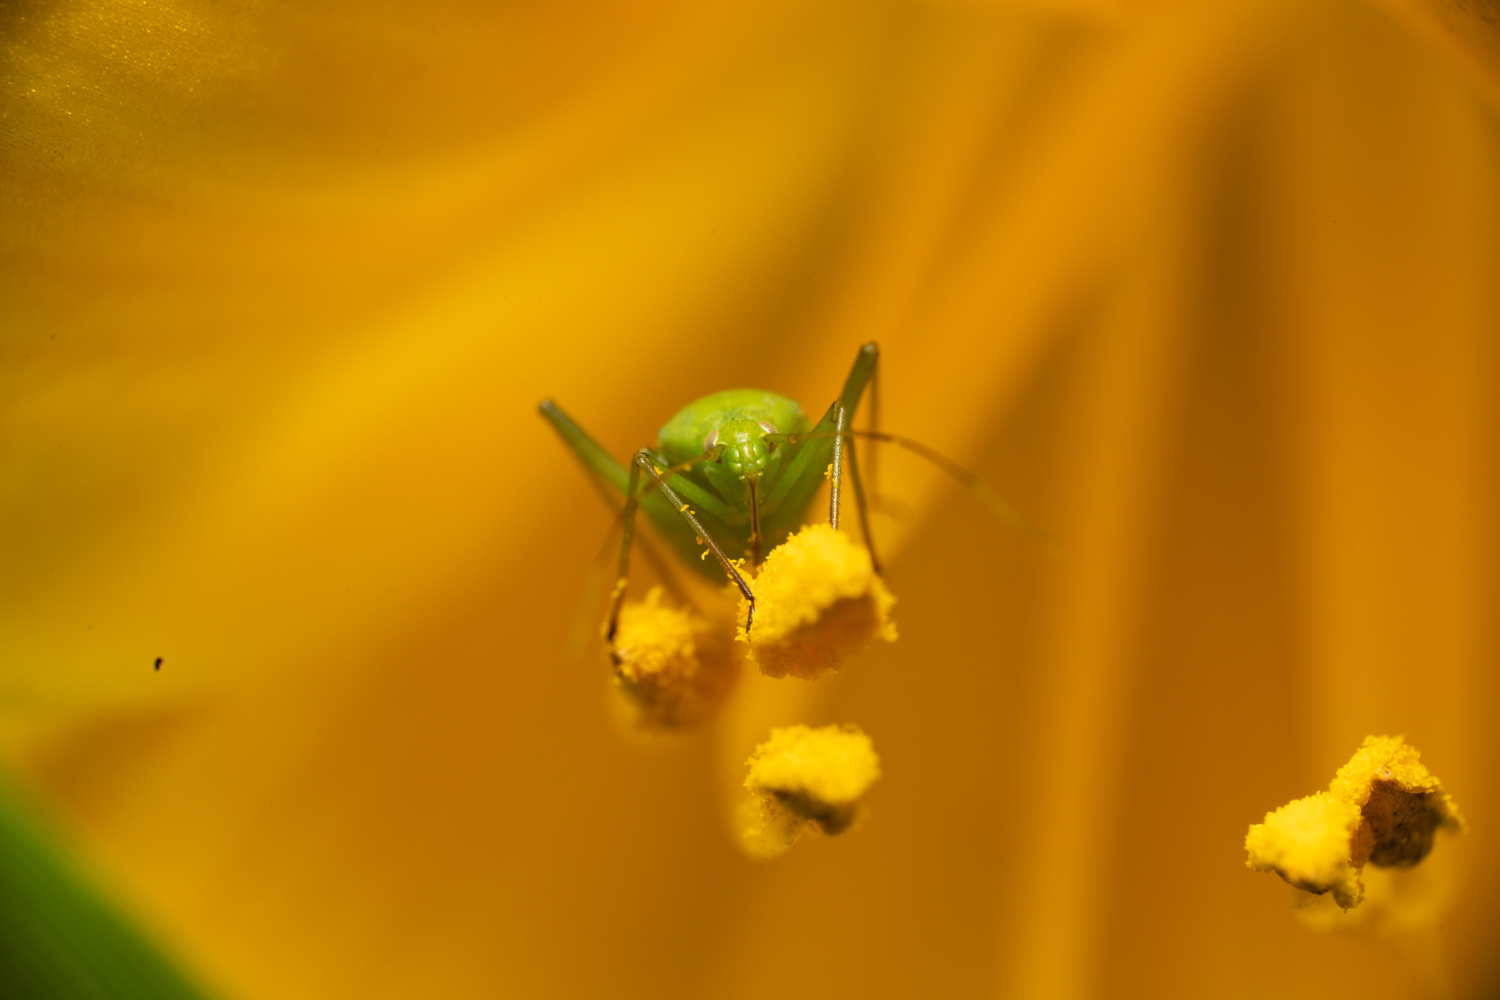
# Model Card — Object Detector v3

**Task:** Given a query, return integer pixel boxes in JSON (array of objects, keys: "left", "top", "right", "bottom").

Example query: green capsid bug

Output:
[
  {"left": 540, "top": 341, "right": 1039, "bottom": 646},
  {"left": 541, "top": 343, "right": 879, "bottom": 637}
]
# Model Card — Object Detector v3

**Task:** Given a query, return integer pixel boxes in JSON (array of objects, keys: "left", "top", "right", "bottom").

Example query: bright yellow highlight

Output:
[
  {"left": 1246, "top": 736, "right": 1463, "bottom": 909},
  {"left": 610, "top": 588, "right": 738, "bottom": 730},
  {"left": 738, "top": 524, "right": 896, "bottom": 679},
  {"left": 740, "top": 724, "right": 880, "bottom": 859}
]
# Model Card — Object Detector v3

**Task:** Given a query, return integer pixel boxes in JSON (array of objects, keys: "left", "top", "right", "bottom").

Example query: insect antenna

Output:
[
  {"left": 766, "top": 428, "right": 1051, "bottom": 545},
  {"left": 854, "top": 430, "right": 1052, "bottom": 545},
  {"left": 660, "top": 448, "right": 717, "bottom": 478},
  {"left": 622, "top": 447, "right": 717, "bottom": 504}
]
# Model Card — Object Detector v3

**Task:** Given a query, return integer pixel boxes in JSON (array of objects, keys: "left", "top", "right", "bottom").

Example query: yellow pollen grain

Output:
[
  {"left": 1245, "top": 735, "right": 1463, "bottom": 909},
  {"left": 745, "top": 724, "right": 881, "bottom": 806},
  {"left": 737, "top": 523, "right": 895, "bottom": 679},
  {"left": 613, "top": 589, "right": 695, "bottom": 685},
  {"left": 739, "top": 724, "right": 880, "bottom": 858},
  {"left": 609, "top": 587, "right": 738, "bottom": 730},
  {"left": 1245, "top": 794, "right": 1365, "bottom": 906}
]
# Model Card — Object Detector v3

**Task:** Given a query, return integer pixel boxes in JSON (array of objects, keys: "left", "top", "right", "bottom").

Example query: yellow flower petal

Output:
[{"left": 737, "top": 524, "right": 896, "bottom": 679}]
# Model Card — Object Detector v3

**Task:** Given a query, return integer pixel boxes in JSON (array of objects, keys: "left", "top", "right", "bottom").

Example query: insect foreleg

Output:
[
  {"left": 604, "top": 457, "right": 648, "bottom": 649},
  {"left": 829, "top": 399, "right": 847, "bottom": 530},
  {"left": 867, "top": 346, "right": 881, "bottom": 506},
  {"left": 637, "top": 456, "right": 739, "bottom": 524},
  {"left": 820, "top": 401, "right": 882, "bottom": 573},
  {"left": 634, "top": 451, "right": 758, "bottom": 634}
]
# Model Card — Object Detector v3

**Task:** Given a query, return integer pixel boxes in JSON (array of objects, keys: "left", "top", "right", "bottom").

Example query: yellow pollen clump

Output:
[
  {"left": 610, "top": 588, "right": 738, "bottom": 729},
  {"left": 737, "top": 523, "right": 896, "bottom": 679},
  {"left": 1245, "top": 794, "right": 1365, "bottom": 906},
  {"left": 1245, "top": 735, "right": 1463, "bottom": 908},
  {"left": 740, "top": 724, "right": 880, "bottom": 858}
]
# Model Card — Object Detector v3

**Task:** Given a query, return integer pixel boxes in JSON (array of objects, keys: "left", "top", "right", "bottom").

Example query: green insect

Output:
[{"left": 539, "top": 342, "right": 1031, "bottom": 645}]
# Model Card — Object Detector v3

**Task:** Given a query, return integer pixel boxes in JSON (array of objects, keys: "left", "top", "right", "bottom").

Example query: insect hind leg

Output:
[{"left": 826, "top": 400, "right": 883, "bottom": 574}]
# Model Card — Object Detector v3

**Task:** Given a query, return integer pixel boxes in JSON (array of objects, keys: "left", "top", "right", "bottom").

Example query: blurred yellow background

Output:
[{"left": 2, "top": 0, "right": 1497, "bottom": 996}]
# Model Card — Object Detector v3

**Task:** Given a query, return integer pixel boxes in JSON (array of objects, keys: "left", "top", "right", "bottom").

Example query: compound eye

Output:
[
  {"left": 757, "top": 421, "right": 778, "bottom": 435},
  {"left": 703, "top": 429, "right": 720, "bottom": 452}
]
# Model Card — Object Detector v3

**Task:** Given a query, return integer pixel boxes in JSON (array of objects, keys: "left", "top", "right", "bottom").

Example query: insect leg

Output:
[
  {"left": 604, "top": 456, "right": 647, "bottom": 648},
  {"left": 539, "top": 399, "right": 628, "bottom": 493},
  {"left": 835, "top": 342, "right": 879, "bottom": 420},
  {"left": 757, "top": 343, "right": 878, "bottom": 517},
  {"left": 829, "top": 400, "right": 847, "bottom": 530},
  {"left": 541, "top": 399, "right": 726, "bottom": 519},
  {"left": 842, "top": 418, "right": 881, "bottom": 574},
  {"left": 824, "top": 400, "right": 882, "bottom": 572},
  {"left": 565, "top": 467, "right": 696, "bottom": 660},
  {"left": 768, "top": 426, "right": 1050, "bottom": 545},
  {"left": 633, "top": 451, "right": 758, "bottom": 634},
  {"left": 838, "top": 342, "right": 895, "bottom": 524},
  {"left": 866, "top": 344, "right": 882, "bottom": 511}
]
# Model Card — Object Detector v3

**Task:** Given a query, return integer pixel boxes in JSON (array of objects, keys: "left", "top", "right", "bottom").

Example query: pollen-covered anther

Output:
[
  {"left": 740, "top": 724, "right": 880, "bottom": 858},
  {"left": 609, "top": 587, "right": 738, "bottom": 730},
  {"left": 737, "top": 523, "right": 895, "bottom": 679},
  {"left": 1245, "top": 735, "right": 1463, "bottom": 909}
]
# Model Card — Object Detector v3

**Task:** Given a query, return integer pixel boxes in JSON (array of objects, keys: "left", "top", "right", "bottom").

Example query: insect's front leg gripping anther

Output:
[{"left": 604, "top": 575, "right": 630, "bottom": 648}]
